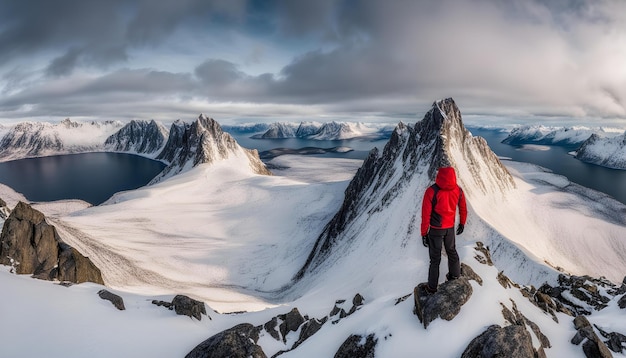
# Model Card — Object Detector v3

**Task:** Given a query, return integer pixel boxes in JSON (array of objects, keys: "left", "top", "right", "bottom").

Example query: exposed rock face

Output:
[
  {"left": 0, "top": 202, "right": 103, "bottom": 284},
  {"left": 0, "top": 197, "right": 11, "bottom": 221},
  {"left": 104, "top": 119, "right": 168, "bottom": 155},
  {"left": 98, "top": 289, "right": 126, "bottom": 310},
  {"left": 185, "top": 323, "right": 267, "bottom": 358},
  {"left": 334, "top": 334, "right": 377, "bottom": 358},
  {"left": 152, "top": 114, "right": 271, "bottom": 183},
  {"left": 296, "top": 98, "right": 515, "bottom": 279},
  {"left": 461, "top": 325, "right": 536, "bottom": 358},
  {"left": 256, "top": 122, "right": 297, "bottom": 139}
]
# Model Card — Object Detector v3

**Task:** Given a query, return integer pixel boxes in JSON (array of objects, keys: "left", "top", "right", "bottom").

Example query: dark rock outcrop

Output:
[
  {"left": 414, "top": 277, "right": 473, "bottom": 328},
  {"left": 0, "top": 197, "right": 10, "bottom": 220},
  {"left": 571, "top": 316, "right": 613, "bottom": 358},
  {"left": 98, "top": 289, "right": 126, "bottom": 310},
  {"left": 152, "top": 114, "right": 271, "bottom": 183},
  {"left": 152, "top": 295, "right": 209, "bottom": 321},
  {"left": 0, "top": 201, "right": 103, "bottom": 284},
  {"left": 334, "top": 334, "right": 377, "bottom": 358},
  {"left": 185, "top": 323, "right": 266, "bottom": 358},
  {"left": 105, "top": 119, "right": 168, "bottom": 155},
  {"left": 596, "top": 325, "right": 626, "bottom": 354},
  {"left": 461, "top": 325, "right": 536, "bottom": 358},
  {"left": 619, "top": 295, "right": 626, "bottom": 309}
]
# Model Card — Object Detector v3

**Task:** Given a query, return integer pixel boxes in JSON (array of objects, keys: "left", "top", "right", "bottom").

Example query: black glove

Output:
[
  {"left": 422, "top": 235, "right": 429, "bottom": 247},
  {"left": 456, "top": 224, "right": 464, "bottom": 235}
]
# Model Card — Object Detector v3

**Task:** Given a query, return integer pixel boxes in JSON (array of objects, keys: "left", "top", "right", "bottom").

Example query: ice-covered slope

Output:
[
  {"left": 575, "top": 131, "right": 626, "bottom": 169},
  {"left": 252, "top": 122, "right": 299, "bottom": 139},
  {"left": 104, "top": 119, "right": 169, "bottom": 156},
  {"left": 151, "top": 114, "right": 271, "bottom": 183},
  {"left": 0, "top": 119, "right": 123, "bottom": 161}
]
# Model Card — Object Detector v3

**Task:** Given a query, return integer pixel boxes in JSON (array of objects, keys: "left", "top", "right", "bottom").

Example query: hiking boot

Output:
[
  {"left": 418, "top": 283, "right": 437, "bottom": 295},
  {"left": 446, "top": 273, "right": 459, "bottom": 282}
]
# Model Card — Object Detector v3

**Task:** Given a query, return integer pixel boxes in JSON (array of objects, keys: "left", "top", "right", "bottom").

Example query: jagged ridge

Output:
[
  {"left": 151, "top": 114, "right": 271, "bottom": 183},
  {"left": 296, "top": 98, "right": 515, "bottom": 279},
  {"left": 104, "top": 119, "right": 168, "bottom": 155}
]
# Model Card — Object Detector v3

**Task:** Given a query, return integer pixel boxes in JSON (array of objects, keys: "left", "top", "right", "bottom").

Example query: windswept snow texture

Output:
[
  {"left": 575, "top": 131, "right": 626, "bottom": 169},
  {"left": 501, "top": 125, "right": 622, "bottom": 147},
  {"left": 0, "top": 119, "right": 123, "bottom": 161}
]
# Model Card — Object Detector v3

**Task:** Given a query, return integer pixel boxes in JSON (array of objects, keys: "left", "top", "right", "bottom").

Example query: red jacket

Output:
[{"left": 421, "top": 167, "right": 467, "bottom": 236}]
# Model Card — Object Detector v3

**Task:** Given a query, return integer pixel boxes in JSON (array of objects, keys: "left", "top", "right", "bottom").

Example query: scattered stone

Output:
[
  {"left": 185, "top": 323, "right": 266, "bottom": 358},
  {"left": 496, "top": 271, "right": 517, "bottom": 289},
  {"left": 500, "top": 299, "right": 551, "bottom": 350},
  {"left": 334, "top": 334, "right": 377, "bottom": 358},
  {"left": 595, "top": 325, "right": 626, "bottom": 353},
  {"left": 461, "top": 325, "right": 536, "bottom": 358},
  {"left": 414, "top": 277, "right": 473, "bottom": 328},
  {"left": 98, "top": 289, "right": 125, "bottom": 311},
  {"left": 292, "top": 317, "right": 327, "bottom": 350},
  {"left": 394, "top": 294, "right": 412, "bottom": 305},
  {"left": 474, "top": 241, "right": 493, "bottom": 265},
  {"left": 0, "top": 202, "right": 103, "bottom": 284},
  {"left": 460, "top": 262, "right": 483, "bottom": 286},
  {"left": 172, "top": 295, "right": 208, "bottom": 321},
  {"left": 570, "top": 316, "right": 613, "bottom": 358},
  {"left": 151, "top": 299, "right": 172, "bottom": 309}
]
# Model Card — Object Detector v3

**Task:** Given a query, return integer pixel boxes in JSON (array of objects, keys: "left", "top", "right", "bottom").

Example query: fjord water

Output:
[
  {"left": 469, "top": 127, "right": 626, "bottom": 205},
  {"left": 0, "top": 153, "right": 165, "bottom": 205}
]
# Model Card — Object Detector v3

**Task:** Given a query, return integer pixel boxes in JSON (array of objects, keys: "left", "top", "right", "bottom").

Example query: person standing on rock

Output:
[{"left": 419, "top": 166, "right": 467, "bottom": 294}]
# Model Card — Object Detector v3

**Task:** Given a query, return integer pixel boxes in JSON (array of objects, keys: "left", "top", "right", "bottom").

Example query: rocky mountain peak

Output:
[
  {"left": 104, "top": 119, "right": 168, "bottom": 155},
  {"left": 151, "top": 114, "right": 271, "bottom": 183},
  {"left": 295, "top": 98, "right": 516, "bottom": 279}
]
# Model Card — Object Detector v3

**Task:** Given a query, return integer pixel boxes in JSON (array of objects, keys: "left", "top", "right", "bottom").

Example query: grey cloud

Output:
[{"left": 195, "top": 59, "right": 246, "bottom": 86}]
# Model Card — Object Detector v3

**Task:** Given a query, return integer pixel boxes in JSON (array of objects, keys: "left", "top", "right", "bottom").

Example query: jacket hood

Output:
[{"left": 435, "top": 167, "right": 457, "bottom": 190}]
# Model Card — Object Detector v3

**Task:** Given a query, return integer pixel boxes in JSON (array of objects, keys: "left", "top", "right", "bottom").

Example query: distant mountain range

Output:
[
  {"left": 238, "top": 121, "right": 396, "bottom": 140},
  {"left": 501, "top": 124, "right": 626, "bottom": 169}
]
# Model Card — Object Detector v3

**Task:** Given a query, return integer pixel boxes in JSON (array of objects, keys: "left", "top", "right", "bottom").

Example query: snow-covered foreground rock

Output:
[{"left": 1, "top": 99, "right": 626, "bottom": 357}]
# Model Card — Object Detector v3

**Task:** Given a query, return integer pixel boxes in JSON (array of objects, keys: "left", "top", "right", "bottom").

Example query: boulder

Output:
[
  {"left": 571, "top": 316, "right": 613, "bottom": 358},
  {"left": 185, "top": 323, "right": 266, "bottom": 358},
  {"left": 334, "top": 334, "right": 377, "bottom": 358},
  {"left": 461, "top": 325, "right": 536, "bottom": 358},
  {"left": 98, "top": 289, "right": 125, "bottom": 311},
  {"left": 618, "top": 295, "right": 626, "bottom": 309},
  {"left": 172, "top": 295, "right": 208, "bottom": 321},
  {"left": 0, "top": 201, "right": 103, "bottom": 284},
  {"left": 414, "top": 277, "right": 473, "bottom": 328}
]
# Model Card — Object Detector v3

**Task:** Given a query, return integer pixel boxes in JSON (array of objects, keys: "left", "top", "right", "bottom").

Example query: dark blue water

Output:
[
  {"left": 468, "top": 127, "right": 626, "bottom": 205},
  {"left": 0, "top": 153, "right": 165, "bottom": 205},
  {"left": 231, "top": 134, "right": 389, "bottom": 160}
]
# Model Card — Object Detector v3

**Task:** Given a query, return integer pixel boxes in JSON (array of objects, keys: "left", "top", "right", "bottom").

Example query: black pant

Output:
[{"left": 428, "top": 227, "right": 461, "bottom": 289}]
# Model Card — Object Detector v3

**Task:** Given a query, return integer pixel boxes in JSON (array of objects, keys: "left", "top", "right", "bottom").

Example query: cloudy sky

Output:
[{"left": 1, "top": 0, "right": 626, "bottom": 126}]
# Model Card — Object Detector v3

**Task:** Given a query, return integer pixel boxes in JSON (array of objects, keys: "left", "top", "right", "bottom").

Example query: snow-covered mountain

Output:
[
  {"left": 3, "top": 99, "right": 626, "bottom": 357},
  {"left": 104, "top": 119, "right": 168, "bottom": 156},
  {"left": 0, "top": 119, "right": 123, "bottom": 160},
  {"left": 575, "top": 131, "right": 626, "bottom": 169},
  {"left": 501, "top": 125, "right": 619, "bottom": 147},
  {"left": 295, "top": 121, "right": 323, "bottom": 137},
  {"left": 249, "top": 121, "right": 392, "bottom": 140},
  {"left": 151, "top": 114, "right": 271, "bottom": 183},
  {"left": 251, "top": 122, "right": 299, "bottom": 139},
  {"left": 296, "top": 98, "right": 516, "bottom": 280}
]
